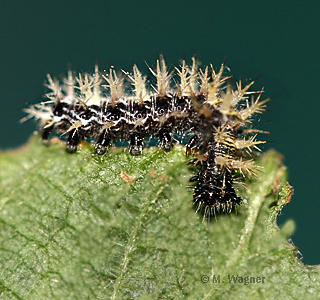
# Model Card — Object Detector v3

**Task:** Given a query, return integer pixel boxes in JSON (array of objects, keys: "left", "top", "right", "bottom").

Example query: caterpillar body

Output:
[{"left": 23, "top": 56, "right": 268, "bottom": 217}]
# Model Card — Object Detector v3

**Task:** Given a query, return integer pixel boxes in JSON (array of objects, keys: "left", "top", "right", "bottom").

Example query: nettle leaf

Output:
[{"left": 0, "top": 136, "right": 319, "bottom": 300}]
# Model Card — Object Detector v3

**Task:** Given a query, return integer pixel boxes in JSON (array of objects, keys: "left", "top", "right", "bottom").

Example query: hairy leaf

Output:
[{"left": 0, "top": 137, "right": 319, "bottom": 299}]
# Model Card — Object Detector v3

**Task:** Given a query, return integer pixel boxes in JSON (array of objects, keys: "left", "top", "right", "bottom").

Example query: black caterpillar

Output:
[{"left": 23, "top": 56, "right": 268, "bottom": 217}]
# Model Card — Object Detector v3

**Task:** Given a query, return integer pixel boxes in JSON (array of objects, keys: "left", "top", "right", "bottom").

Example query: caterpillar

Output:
[{"left": 23, "top": 55, "right": 268, "bottom": 217}]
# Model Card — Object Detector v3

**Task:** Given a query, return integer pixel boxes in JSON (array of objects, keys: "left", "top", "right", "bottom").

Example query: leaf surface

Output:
[{"left": 0, "top": 137, "right": 319, "bottom": 299}]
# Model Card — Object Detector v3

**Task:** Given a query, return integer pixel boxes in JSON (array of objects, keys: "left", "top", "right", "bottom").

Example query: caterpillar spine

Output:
[{"left": 23, "top": 55, "right": 268, "bottom": 217}]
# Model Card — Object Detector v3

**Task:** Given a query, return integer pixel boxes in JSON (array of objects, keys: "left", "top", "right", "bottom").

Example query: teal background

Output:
[{"left": 1, "top": 1, "right": 319, "bottom": 264}]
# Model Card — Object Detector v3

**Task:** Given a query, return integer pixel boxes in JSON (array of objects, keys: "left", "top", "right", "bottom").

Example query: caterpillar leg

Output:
[
  {"left": 129, "top": 133, "right": 144, "bottom": 155},
  {"left": 186, "top": 135, "right": 203, "bottom": 157},
  {"left": 41, "top": 122, "right": 54, "bottom": 146},
  {"left": 96, "top": 130, "right": 112, "bottom": 155},
  {"left": 66, "top": 129, "right": 82, "bottom": 153},
  {"left": 158, "top": 129, "right": 173, "bottom": 151}
]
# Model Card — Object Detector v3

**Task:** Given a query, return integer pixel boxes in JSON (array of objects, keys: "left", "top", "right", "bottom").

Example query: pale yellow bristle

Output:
[
  {"left": 65, "top": 120, "right": 83, "bottom": 134},
  {"left": 232, "top": 80, "right": 255, "bottom": 107},
  {"left": 21, "top": 104, "right": 52, "bottom": 123},
  {"left": 45, "top": 74, "right": 63, "bottom": 101},
  {"left": 220, "top": 84, "right": 234, "bottom": 114},
  {"left": 62, "top": 69, "right": 75, "bottom": 100},
  {"left": 213, "top": 125, "right": 236, "bottom": 148},
  {"left": 102, "top": 68, "right": 124, "bottom": 103},
  {"left": 235, "top": 134, "right": 266, "bottom": 152},
  {"left": 175, "top": 59, "right": 189, "bottom": 97},
  {"left": 215, "top": 155, "right": 231, "bottom": 170},
  {"left": 207, "top": 64, "right": 230, "bottom": 106},
  {"left": 148, "top": 55, "right": 171, "bottom": 97},
  {"left": 216, "top": 155, "right": 258, "bottom": 176},
  {"left": 127, "top": 64, "right": 149, "bottom": 103},
  {"left": 199, "top": 66, "right": 209, "bottom": 95},
  {"left": 240, "top": 92, "right": 269, "bottom": 120},
  {"left": 229, "top": 157, "right": 257, "bottom": 176},
  {"left": 74, "top": 72, "right": 95, "bottom": 107},
  {"left": 92, "top": 65, "right": 103, "bottom": 98},
  {"left": 188, "top": 56, "right": 198, "bottom": 94},
  {"left": 175, "top": 57, "right": 198, "bottom": 97},
  {"left": 207, "top": 64, "right": 222, "bottom": 105}
]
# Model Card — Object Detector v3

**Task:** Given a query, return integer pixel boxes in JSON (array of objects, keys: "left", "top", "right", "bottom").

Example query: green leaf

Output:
[{"left": 0, "top": 136, "right": 319, "bottom": 299}]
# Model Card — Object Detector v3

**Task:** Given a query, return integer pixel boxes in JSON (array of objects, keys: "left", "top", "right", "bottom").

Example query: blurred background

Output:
[{"left": 1, "top": 1, "right": 319, "bottom": 264}]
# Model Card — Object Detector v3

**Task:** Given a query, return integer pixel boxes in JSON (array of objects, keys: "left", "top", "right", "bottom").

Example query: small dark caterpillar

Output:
[{"left": 23, "top": 56, "right": 268, "bottom": 217}]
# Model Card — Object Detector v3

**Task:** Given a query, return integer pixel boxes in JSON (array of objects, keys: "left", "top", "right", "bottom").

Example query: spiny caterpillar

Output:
[{"left": 23, "top": 56, "right": 268, "bottom": 217}]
